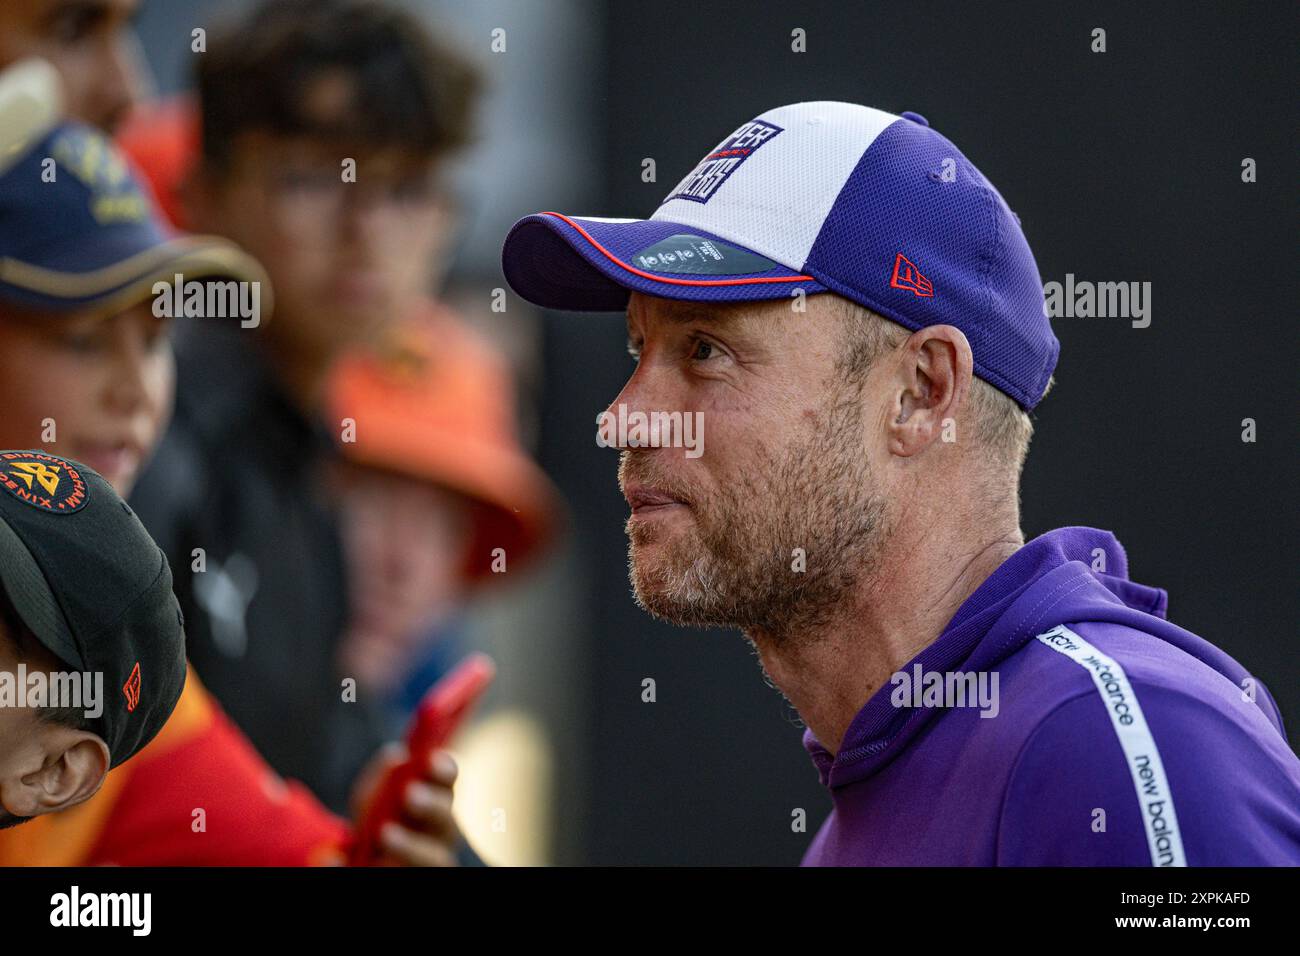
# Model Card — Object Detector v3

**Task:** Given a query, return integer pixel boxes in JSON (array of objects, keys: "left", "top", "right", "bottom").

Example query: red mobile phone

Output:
[{"left": 348, "top": 653, "right": 496, "bottom": 865}]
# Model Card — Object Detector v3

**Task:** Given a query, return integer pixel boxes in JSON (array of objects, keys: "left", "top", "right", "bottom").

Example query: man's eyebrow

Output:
[
  {"left": 627, "top": 300, "right": 732, "bottom": 327},
  {"left": 669, "top": 300, "right": 733, "bottom": 323}
]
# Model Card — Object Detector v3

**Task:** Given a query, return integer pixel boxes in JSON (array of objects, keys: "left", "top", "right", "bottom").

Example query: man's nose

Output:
[
  {"left": 600, "top": 363, "right": 673, "bottom": 450},
  {"left": 602, "top": 367, "right": 643, "bottom": 426}
]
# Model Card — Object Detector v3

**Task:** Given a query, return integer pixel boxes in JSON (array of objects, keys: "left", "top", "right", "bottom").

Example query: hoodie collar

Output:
[{"left": 801, "top": 527, "right": 1167, "bottom": 788}]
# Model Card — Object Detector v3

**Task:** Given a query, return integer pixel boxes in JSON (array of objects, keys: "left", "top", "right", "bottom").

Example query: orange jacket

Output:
[{"left": 0, "top": 665, "right": 347, "bottom": 866}]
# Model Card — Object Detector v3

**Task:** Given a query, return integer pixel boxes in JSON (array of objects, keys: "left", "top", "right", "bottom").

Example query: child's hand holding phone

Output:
[{"left": 348, "top": 653, "right": 496, "bottom": 866}]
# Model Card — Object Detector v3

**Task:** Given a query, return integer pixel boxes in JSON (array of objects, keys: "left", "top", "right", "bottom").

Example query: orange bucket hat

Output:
[{"left": 327, "top": 305, "right": 564, "bottom": 582}]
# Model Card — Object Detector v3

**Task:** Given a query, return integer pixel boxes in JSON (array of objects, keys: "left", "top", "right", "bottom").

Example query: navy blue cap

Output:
[{"left": 0, "top": 58, "right": 269, "bottom": 315}]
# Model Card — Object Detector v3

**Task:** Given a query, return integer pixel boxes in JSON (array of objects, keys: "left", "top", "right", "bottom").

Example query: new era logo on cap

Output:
[
  {"left": 891, "top": 253, "right": 934, "bottom": 297},
  {"left": 502, "top": 101, "right": 1058, "bottom": 409}
]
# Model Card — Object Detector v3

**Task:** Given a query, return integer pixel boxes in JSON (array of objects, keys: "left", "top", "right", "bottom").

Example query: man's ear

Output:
[
  {"left": 0, "top": 727, "right": 110, "bottom": 819},
  {"left": 886, "top": 324, "right": 973, "bottom": 458}
]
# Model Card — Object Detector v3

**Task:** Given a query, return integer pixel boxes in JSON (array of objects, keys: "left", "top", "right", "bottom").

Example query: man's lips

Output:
[{"left": 623, "top": 484, "right": 689, "bottom": 515}]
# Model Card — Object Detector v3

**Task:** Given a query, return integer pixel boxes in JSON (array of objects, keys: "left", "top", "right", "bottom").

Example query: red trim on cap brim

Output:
[{"left": 539, "top": 211, "right": 814, "bottom": 286}]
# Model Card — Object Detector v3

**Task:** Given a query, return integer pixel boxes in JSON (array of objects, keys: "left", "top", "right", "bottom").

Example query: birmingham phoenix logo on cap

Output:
[{"left": 0, "top": 451, "right": 89, "bottom": 513}]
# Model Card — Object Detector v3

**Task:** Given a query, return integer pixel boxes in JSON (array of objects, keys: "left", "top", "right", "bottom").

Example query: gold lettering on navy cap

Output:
[
  {"left": 0, "top": 452, "right": 89, "bottom": 513},
  {"left": 50, "top": 127, "right": 148, "bottom": 226}
]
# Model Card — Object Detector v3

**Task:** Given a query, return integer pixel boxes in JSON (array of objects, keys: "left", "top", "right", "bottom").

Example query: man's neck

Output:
[{"left": 748, "top": 521, "right": 1024, "bottom": 756}]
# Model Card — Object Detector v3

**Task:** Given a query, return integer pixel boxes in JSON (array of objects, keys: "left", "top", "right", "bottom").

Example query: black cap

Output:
[{"left": 0, "top": 450, "right": 186, "bottom": 769}]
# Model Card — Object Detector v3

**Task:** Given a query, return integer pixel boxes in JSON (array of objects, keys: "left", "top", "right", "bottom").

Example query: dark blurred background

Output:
[{"left": 135, "top": 0, "right": 1297, "bottom": 864}]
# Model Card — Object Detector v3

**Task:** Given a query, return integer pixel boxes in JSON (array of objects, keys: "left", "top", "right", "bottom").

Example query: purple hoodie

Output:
[{"left": 801, "top": 527, "right": 1300, "bottom": 866}]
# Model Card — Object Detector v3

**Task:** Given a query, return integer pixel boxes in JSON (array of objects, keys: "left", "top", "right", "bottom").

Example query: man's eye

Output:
[{"left": 691, "top": 339, "right": 716, "bottom": 361}]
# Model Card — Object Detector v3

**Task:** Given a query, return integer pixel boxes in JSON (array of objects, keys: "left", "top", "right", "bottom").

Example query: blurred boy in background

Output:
[
  {"left": 329, "top": 310, "right": 564, "bottom": 863},
  {"left": 127, "top": 0, "right": 483, "bottom": 810},
  {"left": 331, "top": 309, "right": 559, "bottom": 706}
]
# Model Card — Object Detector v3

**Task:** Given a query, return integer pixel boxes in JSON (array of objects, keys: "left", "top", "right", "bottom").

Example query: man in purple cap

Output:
[{"left": 501, "top": 101, "right": 1300, "bottom": 865}]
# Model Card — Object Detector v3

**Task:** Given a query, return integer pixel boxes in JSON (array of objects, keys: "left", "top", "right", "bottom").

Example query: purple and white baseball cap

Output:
[{"left": 501, "top": 101, "right": 1057, "bottom": 410}]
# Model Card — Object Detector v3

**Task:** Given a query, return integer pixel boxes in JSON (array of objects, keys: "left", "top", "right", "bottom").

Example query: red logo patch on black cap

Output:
[
  {"left": 123, "top": 661, "right": 141, "bottom": 713},
  {"left": 0, "top": 452, "right": 89, "bottom": 514}
]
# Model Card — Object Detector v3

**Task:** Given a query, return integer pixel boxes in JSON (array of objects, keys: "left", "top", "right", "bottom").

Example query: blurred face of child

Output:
[
  {"left": 338, "top": 466, "right": 472, "bottom": 691},
  {"left": 0, "top": 0, "right": 144, "bottom": 134},
  {"left": 0, "top": 300, "right": 173, "bottom": 495},
  {"left": 189, "top": 130, "right": 451, "bottom": 372}
]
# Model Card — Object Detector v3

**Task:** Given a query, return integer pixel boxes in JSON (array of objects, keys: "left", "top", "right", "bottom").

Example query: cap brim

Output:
[
  {"left": 0, "top": 233, "right": 273, "bottom": 318},
  {"left": 502, "top": 211, "right": 826, "bottom": 311},
  {"left": 0, "top": 513, "right": 83, "bottom": 670}
]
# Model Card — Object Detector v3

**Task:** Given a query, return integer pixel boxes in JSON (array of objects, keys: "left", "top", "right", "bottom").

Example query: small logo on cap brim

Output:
[{"left": 631, "top": 234, "right": 780, "bottom": 276}]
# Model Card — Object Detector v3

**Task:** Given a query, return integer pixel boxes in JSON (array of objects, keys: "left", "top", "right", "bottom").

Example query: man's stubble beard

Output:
[{"left": 622, "top": 380, "right": 892, "bottom": 644}]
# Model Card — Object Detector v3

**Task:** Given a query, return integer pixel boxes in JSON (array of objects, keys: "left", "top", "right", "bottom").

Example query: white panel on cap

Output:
[{"left": 651, "top": 101, "right": 898, "bottom": 270}]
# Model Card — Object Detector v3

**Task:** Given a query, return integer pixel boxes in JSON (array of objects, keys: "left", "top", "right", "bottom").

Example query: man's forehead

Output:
[
  {"left": 624, "top": 291, "right": 832, "bottom": 334},
  {"left": 625, "top": 294, "right": 746, "bottom": 329}
]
